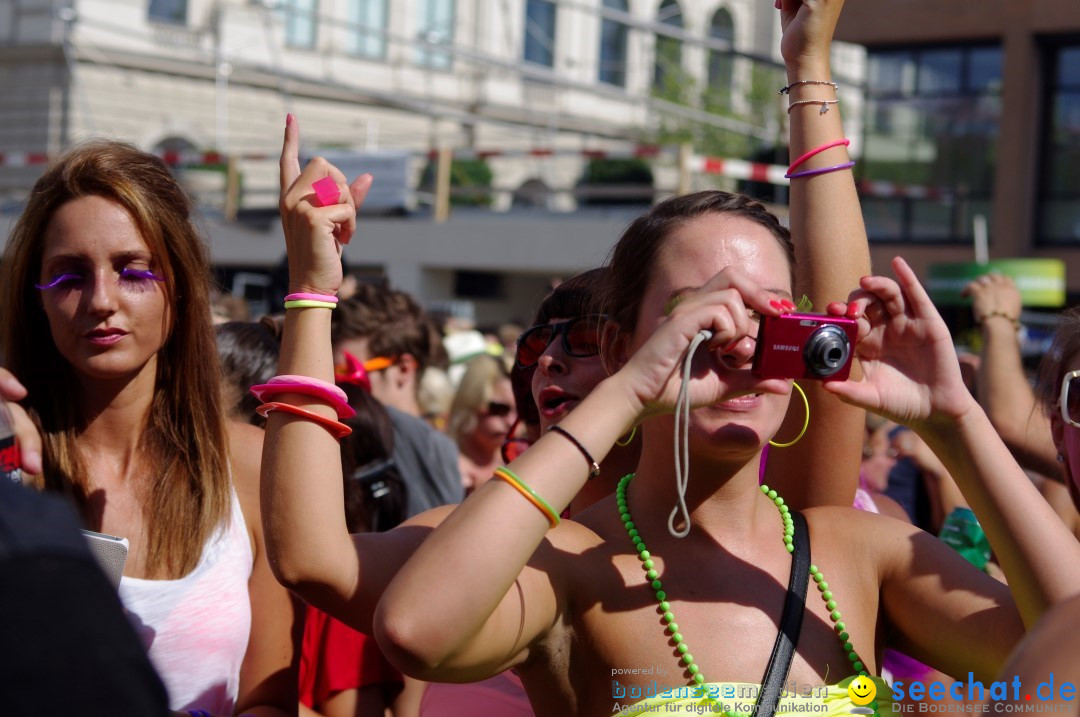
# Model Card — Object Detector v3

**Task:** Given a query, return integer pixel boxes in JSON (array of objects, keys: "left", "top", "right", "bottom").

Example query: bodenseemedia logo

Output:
[{"left": 891, "top": 673, "right": 1076, "bottom": 712}]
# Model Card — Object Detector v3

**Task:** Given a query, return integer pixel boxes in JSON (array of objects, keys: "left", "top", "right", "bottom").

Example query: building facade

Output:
[
  {"left": 0, "top": 0, "right": 867, "bottom": 323},
  {"left": 837, "top": 0, "right": 1080, "bottom": 301}
]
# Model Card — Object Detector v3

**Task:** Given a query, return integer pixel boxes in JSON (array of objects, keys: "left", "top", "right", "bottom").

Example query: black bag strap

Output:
[{"left": 754, "top": 510, "right": 811, "bottom": 717}]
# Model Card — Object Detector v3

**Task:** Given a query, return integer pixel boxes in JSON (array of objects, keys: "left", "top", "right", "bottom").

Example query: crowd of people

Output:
[{"left": 1, "top": 0, "right": 1079, "bottom": 715}]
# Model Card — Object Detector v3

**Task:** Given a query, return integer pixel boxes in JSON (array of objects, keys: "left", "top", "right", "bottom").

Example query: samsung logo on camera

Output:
[{"left": 772, "top": 344, "right": 801, "bottom": 352}]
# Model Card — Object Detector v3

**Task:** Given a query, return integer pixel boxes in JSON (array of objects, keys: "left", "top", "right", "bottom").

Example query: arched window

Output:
[
  {"left": 708, "top": 8, "right": 735, "bottom": 107},
  {"left": 653, "top": 0, "right": 683, "bottom": 92},
  {"left": 416, "top": 0, "right": 455, "bottom": 69},
  {"left": 524, "top": 0, "right": 557, "bottom": 67},
  {"left": 598, "top": 0, "right": 629, "bottom": 87}
]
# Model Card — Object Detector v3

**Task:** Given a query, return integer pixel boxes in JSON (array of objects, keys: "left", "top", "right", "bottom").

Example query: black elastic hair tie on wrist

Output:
[{"left": 548, "top": 425, "right": 601, "bottom": 479}]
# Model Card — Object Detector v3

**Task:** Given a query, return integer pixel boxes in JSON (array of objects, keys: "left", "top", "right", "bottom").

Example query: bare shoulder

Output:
[
  {"left": 802, "top": 504, "right": 917, "bottom": 537},
  {"left": 225, "top": 420, "right": 265, "bottom": 541},
  {"left": 872, "top": 493, "right": 912, "bottom": 523},
  {"left": 534, "top": 497, "right": 631, "bottom": 590},
  {"left": 802, "top": 505, "right": 923, "bottom": 571}
]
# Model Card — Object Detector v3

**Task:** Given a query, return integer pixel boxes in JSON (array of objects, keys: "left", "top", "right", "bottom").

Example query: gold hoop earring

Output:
[
  {"left": 615, "top": 425, "right": 637, "bottom": 447},
  {"left": 769, "top": 381, "right": 809, "bottom": 448}
]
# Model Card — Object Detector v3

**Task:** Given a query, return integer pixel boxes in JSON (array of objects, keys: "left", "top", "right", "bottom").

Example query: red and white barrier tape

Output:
[
  {"left": 0, "top": 148, "right": 951, "bottom": 199},
  {"left": 425, "top": 146, "right": 666, "bottom": 161}
]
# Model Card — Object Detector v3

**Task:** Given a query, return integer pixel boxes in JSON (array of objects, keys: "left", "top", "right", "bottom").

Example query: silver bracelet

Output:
[
  {"left": 787, "top": 99, "right": 840, "bottom": 115},
  {"left": 779, "top": 79, "right": 838, "bottom": 95}
]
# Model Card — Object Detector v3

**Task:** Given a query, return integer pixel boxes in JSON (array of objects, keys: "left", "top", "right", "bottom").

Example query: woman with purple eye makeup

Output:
[{"left": 0, "top": 141, "right": 300, "bottom": 717}]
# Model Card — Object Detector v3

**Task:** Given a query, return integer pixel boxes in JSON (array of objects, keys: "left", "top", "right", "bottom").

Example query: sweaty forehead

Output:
[{"left": 651, "top": 214, "right": 792, "bottom": 295}]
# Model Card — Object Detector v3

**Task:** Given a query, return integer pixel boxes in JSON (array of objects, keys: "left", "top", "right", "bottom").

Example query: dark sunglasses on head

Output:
[
  {"left": 484, "top": 401, "right": 515, "bottom": 418},
  {"left": 501, "top": 437, "right": 532, "bottom": 463},
  {"left": 515, "top": 314, "right": 606, "bottom": 369},
  {"left": 500, "top": 417, "right": 531, "bottom": 462}
]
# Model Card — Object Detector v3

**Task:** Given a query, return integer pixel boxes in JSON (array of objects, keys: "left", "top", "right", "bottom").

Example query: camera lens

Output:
[{"left": 803, "top": 324, "right": 851, "bottom": 377}]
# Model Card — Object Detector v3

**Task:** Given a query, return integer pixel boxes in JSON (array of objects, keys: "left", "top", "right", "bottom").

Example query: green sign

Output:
[{"left": 926, "top": 259, "right": 1066, "bottom": 307}]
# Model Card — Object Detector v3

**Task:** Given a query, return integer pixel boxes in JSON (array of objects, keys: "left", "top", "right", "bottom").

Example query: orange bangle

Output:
[
  {"left": 256, "top": 401, "right": 353, "bottom": 440},
  {"left": 492, "top": 467, "right": 560, "bottom": 528}
]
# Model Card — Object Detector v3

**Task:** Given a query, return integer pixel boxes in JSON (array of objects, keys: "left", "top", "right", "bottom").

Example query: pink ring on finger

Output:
[{"left": 311, "top": 176, "right": 341, "bottom": 207}]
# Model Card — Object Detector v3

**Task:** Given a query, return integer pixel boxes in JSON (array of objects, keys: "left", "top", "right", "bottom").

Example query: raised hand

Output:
[
  {"left": 778, "top": 0, "right": 846, "bottom": 68},
  {"left": 615, "top": 267, "right": 788, "bottom": 419},
  {"left": 824, "top": 257, "right": 977, "bottom": 432},
  {"left": 0, "top": 367, "right": 42, "bottom": 476},
  {"left": 962, "top": 273, "right": 1023, "bottom": 327},
  {"left": 278, "top": 114, "right": 374, "bottom": 296}
]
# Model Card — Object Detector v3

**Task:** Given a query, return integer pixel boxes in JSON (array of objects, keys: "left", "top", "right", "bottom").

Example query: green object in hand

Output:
[{"left": 939, "top": 507, "right": 992, "bottom": 570}]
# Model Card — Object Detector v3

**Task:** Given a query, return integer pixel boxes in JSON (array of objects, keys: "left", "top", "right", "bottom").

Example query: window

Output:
[
  {"left": 346, "top": 0, "right": 387, "bottom": 59},
  {"left": 1037, "top": 41, "right": 1080, "bottom": 245},
  {"left": 598, "top": 0, "right": 629, "bottom": 87},
  {"left": 653, "top": 0, "right": 683, "bottom": 94},
  {"left": 283, "top": 0, "right": 318, "bottom": 49},
  {"left": 861, "top": 45, "right": 1003, "bottom": 242},
  {"left": 707, "top": 8, "right": 735, "bottom": 109},
  {"left": 148, "top": 0, "right": 186, "bottom": 24},
  {"left": 524, "top": 0, "right": 557, "bottom": 68},
  {"left": 416, "top": 0, "right": 455, "bottom": 69}
]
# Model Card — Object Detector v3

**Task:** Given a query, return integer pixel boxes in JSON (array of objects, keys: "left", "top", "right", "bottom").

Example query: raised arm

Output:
[
  {"left": 260, "top": 120, "right": 500, "bottom": 646},
  {"left": 261, "top": 114, "right": 374, "bottom": 614},
  {"left": 374, "top": 270, "right": 787, "bottom": 680},
  {"left": 963, "top": 273, "right": 1063, "bottom": 479},
  {"left": 765, "top": 0, "right": 869, "bottom": 510},
  {"left": 827, "top": 257, "right": 1080, "bottom": 628}
]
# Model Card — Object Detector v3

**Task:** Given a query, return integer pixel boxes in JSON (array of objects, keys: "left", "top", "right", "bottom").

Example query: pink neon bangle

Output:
[
  {"left": 249, "top": 375, "right": 356, "bottom": 419},
  {"left": 787, "top": 138, "right": 850, "bottom": 174},
  {"left": 284, "top": 292, "right": 339, "bottom": 304}
]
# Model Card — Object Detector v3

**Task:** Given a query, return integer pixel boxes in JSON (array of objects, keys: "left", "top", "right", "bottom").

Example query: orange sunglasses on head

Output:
[{"left": 334, "top": 351, "right": 397, "bottom": 391}]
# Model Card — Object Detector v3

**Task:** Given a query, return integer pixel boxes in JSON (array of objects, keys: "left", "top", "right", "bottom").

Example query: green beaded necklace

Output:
[{"left": 615, "top": 473, "right": 870, "bottom": 711}]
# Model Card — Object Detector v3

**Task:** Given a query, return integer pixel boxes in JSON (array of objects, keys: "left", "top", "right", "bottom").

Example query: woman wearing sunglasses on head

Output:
[
  {"left": 510, "top": 269, "right": 642, "bottom": 515},
  {"left": 1035, "top": 306, "right": 1080, "bottom": 521},
  {"left": 964, "top": 274, "right": 1080, "bottom": 539},
  {"left": 448, "top": 354, "right": 518, "bottom": 494}
]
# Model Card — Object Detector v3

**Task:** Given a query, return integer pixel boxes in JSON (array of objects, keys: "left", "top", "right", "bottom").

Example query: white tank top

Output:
[{"left": 119, "top": 490, "right": 253, "bottom": 714}]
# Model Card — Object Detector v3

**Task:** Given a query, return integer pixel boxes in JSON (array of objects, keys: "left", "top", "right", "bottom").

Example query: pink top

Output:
[
  {"left": 420, "top": 672, "right": 534, "bottom": 717},
  {"left": 119, "top": 490, "right": 253, "bottom": 714},
  {"left": 852, "top": 486, "right": 880, "bottom": 514}
]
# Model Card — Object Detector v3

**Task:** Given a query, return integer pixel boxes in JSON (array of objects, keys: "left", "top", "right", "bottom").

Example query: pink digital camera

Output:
[{"left": 752, "top": 312, "right": 858, "bottom": 381}]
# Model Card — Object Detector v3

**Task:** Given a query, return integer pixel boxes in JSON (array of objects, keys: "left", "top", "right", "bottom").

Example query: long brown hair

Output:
[
  {"left": 602, "top": 190, "right": 795, "bottom": 333},
  {"left": 0, "top": 141, "right": 231, "bottom": 579}
]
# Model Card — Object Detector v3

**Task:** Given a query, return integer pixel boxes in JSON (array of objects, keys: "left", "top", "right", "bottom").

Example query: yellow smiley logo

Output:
[{"left": 847, "top": 676, "right": 877, "bottom": 706}]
